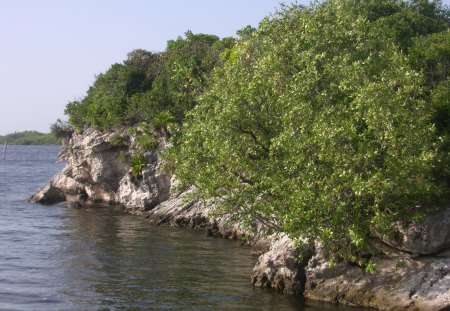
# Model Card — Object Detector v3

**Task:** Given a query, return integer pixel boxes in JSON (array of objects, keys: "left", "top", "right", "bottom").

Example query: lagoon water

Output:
[{"left": 0, "top": 146, "right": 366, "bottom": 310}]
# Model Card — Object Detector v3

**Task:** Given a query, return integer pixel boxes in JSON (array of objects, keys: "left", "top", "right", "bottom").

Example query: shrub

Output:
[
  {"left": 169, "top": 0, "right": 450, "bottom": 258},
  {"left": 50, "top": 119, "right": 73, "bottom": 139},
  {"left": 109, "top": 132, "right": 127, "bottom": 147},
  {"left": 152, "top": 111, "right": 175, "bottom": 130},
  {"left": 131, "top": 154, "right": 147, "bottom": 177},
  {"left": 64, "top": 33, "right": 235, "bottom": 133}
]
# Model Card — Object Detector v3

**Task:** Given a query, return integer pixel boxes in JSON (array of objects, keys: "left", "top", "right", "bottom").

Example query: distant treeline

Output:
[{"left": 0, "top": 131, "right": 59, "bottom": 145}]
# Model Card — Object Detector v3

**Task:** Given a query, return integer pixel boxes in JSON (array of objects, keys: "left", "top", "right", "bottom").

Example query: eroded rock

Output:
[
  {"left": 118, "top": 151, "right": 170, "bottom": 213},
  {"left": 251, "top": 235, "right": 311, "bottom": 295},
  {"left": 30, "top": 128, "right": 129, "bottom": 206},
  {"left": 380, "top": 207, "right": 450, "bottom": 255},
  {"left": 30, "top": 183, "right": 65, "bottom": 204},
  {"left": 304, "top": 243, "right": 450, "bottom": 310}
]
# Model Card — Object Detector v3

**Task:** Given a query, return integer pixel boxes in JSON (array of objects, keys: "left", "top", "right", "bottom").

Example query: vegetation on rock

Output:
[
  {"left": 62, "top": 0, "right": 450, "bottom": 259},
  {"left": 168, "top": 0, "right": 450, "bottom": 258}
]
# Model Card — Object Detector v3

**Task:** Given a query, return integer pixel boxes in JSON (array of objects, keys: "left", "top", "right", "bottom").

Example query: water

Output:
[{"left": 0, "top": 146, "right": 367, "bottom": 311}]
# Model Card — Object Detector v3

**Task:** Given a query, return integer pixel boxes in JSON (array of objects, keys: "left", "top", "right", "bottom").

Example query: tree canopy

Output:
[
  {"left": 168, "top": 0, "right": 450, "bottom": 258},
  {"left": 65, "top": 32, "right": 235, "bottom": 132}
]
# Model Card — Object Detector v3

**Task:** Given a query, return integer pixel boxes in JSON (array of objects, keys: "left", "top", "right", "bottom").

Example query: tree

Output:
[
  {"left": 50, "top": 119, "right": 72, "bottom": 139},
  {"left": 124, "top": 49, "right": 162, "bottom": 86},
  {"left": 169, "top": 0, "right": 450, "bottom": 259},
  {"left": 64, "top": 63, "right": 148, "bottom": 130}
]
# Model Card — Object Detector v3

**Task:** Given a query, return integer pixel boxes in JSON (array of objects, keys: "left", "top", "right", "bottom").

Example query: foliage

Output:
[
  {"left": 126, "top": 122, "right": 160, "bottom": 150},
  {"left": 236, "top": 25, "right": 256, "bottom": 39},
  {"left": 408, "top": 29, "right": 450, "bottom": 88},
  {"left": 372, "top": 0, "right": 449, "bottom": 52},
  {"left": 66, "top": 63, "right": 148, "bottom": 131},
  {"left": 0, "top": 131, "right": 59, "bottom": 145},
  {"left": 152, "top": 111, "right": 175, "bottom": 130},
  {"left": 168, "top": 0, "right": 450, "bottom": 259},
  {"left": 50, "top": 119, "right": 73, "bottom": 139},
  {"left": 123, "top": 49, "right": 161, "bottom": 80},
  {"left": 365, "top": 257, "right": 377, "bottom": 274},
  {"left": 109, "top": 132, "right": 128, "bottom": 147},
  {"left": 64, "top": 32, "right": 235, "bottom": 133},
  {"left": 131, "top": 153, "right": 147, "bottom": 177},
  {"left": 410, "top": 30, "right": 450, "bottom": 186},
  {"left": 135, "top": 132, "right": 159, "bottom": 150}
]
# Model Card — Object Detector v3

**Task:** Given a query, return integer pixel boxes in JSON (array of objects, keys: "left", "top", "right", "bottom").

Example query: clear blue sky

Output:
[{"left": 0, "top": 0, "right": 448, "bottom": 135}]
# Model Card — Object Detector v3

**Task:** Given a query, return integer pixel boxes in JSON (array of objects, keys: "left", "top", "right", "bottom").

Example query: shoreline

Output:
[{"left": 31, "top": 128, "right": 450, "bottom": 310}]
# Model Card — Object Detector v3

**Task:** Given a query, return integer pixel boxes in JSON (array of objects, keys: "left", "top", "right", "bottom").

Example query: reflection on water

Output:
[
  {"left": 0, "top": 146, "right": 368, "bottom": 310},
  {"left": 56, "top": 207, "right": 303, "bottom": 310}
]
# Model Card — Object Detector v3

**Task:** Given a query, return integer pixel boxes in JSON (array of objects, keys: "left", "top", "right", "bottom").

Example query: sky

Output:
[
  {"left": 0, "top": 0, "right": 306, "bottom": 135},
  {"left": 0, "top": 0, "right": 448, "bottom": 135}
]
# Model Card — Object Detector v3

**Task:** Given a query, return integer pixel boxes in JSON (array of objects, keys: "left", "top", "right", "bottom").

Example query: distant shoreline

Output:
[
  {"left": 2, "top": 143, "right": 60, "bottom": 145},
  {"left": 0, "top": 131, "right": 59, "bottom": 145}
]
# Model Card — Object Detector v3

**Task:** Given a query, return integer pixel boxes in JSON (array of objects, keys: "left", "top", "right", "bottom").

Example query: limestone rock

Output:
[
  {"left": 381, "top": 207, "right": 450, "bottom": 255},
  {"left": 30, "top": 183, "right": 65, "bottom": 204},
  {"left": 118, "top": 151, "right": 170, "bottom": 212},
  {"left": 30, "top": 128, "right": 129, "bottom": 205},
  {"left": 251, "top": 235, "right": 310, "bottom": 295},
  {"left": 143, "top": 187, "right": 211, "bottom": 226},
  {"left": 304, "top": 244, "right": 450, "bottom": 310}
]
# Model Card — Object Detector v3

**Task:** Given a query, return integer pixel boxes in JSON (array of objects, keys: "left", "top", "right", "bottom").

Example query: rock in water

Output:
[
  {"left": 304, "top": 243, "right": 450, "bottom": 310},
  {"left": 30, "top": 128, "right": 129, "bottom": 206},
  {"left": 30, "top": 183, "right": 65, "bottom": 204},
  {"left": 251, "top": 235, "right": 311, "bottom": 295}
]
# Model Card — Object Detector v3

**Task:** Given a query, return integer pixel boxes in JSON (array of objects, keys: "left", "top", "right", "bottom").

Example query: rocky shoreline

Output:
[{"left": 31, "top": 129, "right": 450, "bottom": 310}]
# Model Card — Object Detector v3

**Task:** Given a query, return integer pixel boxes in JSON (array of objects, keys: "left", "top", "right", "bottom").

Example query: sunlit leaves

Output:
[{"left": 170, "top": 0, "right": 449, "bottom": 258}]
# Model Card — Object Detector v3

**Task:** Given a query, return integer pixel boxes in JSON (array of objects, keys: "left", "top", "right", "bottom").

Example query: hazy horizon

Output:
[{"left": 1, "top": 0, "right": 449, "bottom": 135}]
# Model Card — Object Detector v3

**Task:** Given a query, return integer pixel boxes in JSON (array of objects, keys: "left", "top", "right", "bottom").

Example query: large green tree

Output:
[{"left": 169, "top": 0, "right": 450, "bottom": 258}]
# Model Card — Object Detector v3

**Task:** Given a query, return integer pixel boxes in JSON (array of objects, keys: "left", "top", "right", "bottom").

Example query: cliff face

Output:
[
  {"left": 31, "top": 129, "right": 129, "bottom": 205},
  {"left": 32, "top": 129, "right": 450, "bottom": 311}
]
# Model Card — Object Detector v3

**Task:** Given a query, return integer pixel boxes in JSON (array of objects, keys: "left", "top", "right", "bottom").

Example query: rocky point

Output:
[{"left": 31, "top": 129, "right": 450, "bottom": 311}]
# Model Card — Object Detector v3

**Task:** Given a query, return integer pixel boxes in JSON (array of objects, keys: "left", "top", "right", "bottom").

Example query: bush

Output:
[
  {"left": 169, "top": 0, "right": 450, "bottom": 258},
  {"left": 152, "top": 111, "right": 175, "bottom": 130},
  {"left": 64, "top": 32, "right": 235, "bottom": 133},
  {"left": 50, "top": 119, "right": 73, "bottom": 139},
  {"left": 131, "top": 154, "right": 147, "bottom": 177},
  {"left": 109, "top": 132, "right": 127, "bottom": 147}
]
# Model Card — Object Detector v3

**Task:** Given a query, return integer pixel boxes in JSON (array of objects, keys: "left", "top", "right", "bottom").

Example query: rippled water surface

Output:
[{"left": 0, "top": 145, "right": 367, "bottom": 311}]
